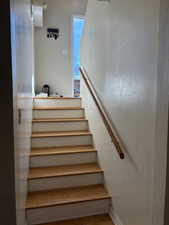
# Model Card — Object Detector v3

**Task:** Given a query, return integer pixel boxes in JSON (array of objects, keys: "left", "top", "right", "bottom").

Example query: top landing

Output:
[
  {"left": 33, "top": 96, "right": 82, "bottom": 108},
  {"left": 33, "top": 97, "right": 81, "bottom": 100}
]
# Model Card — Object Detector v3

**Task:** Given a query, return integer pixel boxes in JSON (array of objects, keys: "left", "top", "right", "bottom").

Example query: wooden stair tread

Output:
[
  {"left": 32, "top": 118, "right": 87, "bottom": 123},
  {"left": 28, "top": 163, "right": 103, "bottom": 180},
  {"left": 33, "top": 107, "right": 84, "bottom": 110},
  {"left": 32, "top": 130, "right": 92, "bottom": 138},
  {"left": 26, "top": 185, "right": 110, "bottom": 209},
  {"left": 31, "top": 145, "right": 96, "bottom": 156},
  {"left": 35, "top": 214, "right": 114, "bottom": 225}
]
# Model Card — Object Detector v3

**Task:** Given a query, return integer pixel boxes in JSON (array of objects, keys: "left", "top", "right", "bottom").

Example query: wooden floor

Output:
[
  {"left": 30, "top": 145, "right": 96, "bottom": 156},
  {"left": 31, "top": 130, "right": 92, "bottom": 138},
  {"left": 26, "top": 185, "right": 111, "bottom": 209},
  {"left": 28, "top": 163, "right": 103, "bottom": 179},
  {"left": 36, "top": 214, "right": 115, "bottom": 225}
]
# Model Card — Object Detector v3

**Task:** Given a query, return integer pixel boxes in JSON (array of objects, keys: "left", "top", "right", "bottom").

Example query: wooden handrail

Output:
[{"left": 80, "top": 66, "right": 125, "bottom": 159}]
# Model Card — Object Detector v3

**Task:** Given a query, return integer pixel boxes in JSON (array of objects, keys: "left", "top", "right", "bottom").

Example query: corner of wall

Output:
[{"left": 109, "top": 208, "right": 124, "bottom": 225}]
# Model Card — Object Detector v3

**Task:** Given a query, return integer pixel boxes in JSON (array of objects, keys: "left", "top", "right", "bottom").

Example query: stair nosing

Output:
[
  {"left": 26, "top": 184, "right": 111, "bottom": 210},
  {"left": 30, "top": 149, "right": 96, "bottom": 157},
  {"left": 32, "top": 118, "right": 88, "bottom": 123},
  {"left": 31, "top": 131, "right": 92, "bottom": 138},
  {"left": 30, "top": 145, "right": 96, "bottom": 157},
  {"left": 28, "top": 170, "right": 103, "bottom": 180},
  {"left": 28, "top": 164, "right": 103, "bottom": 180},
  {"left": 26, "top": 184, "right": 111, "bottom": 209},
  {"left": 26, "top": 196, "right": 111, "bottom": 210}
]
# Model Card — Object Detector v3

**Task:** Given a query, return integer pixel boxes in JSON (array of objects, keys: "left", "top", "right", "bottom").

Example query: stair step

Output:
[
  {"left": 32, "top": 119, "right": 88, "bottom": 132},
  {"left": 31, "top": 135, "right": 92, "bottom": 148},
  {"left": 30, "top": 151, "right": 96, "bottom": 168},
  {"left": 33, "top": 107, "right": 85, "bottom": 119},
  {"left": 34, "top": 214, "right": 114, "bottom": 225},
  {"left": 33, "top": 97, "right": 81, "bottom": 100},
  {"left": 32, "top": 118, "right": 87, "bottom": 123},
  {"left": 32, "top": 131, "right": 92, "bottom": 138},
  {"left": 33, "top": 107, "right": 84, "bottom": 110},
  {"left": 28, "top": 163, "right": 103, "bottom": 180},
  {"left": 33, "top": 98, "right": 81, "bottom": 108},
  {"left": 30, "top": 145, "right": 96, "bottom": 157},
  {"left": 28, "top": 173, "right": 102, "bottom": 192},
  {"left": 26, "top": 185, "right": 111, "bottom": 209}
]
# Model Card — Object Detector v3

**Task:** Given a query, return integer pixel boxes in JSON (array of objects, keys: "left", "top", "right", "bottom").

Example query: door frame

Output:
[{"left": 152, "top": 0, "right": 169, "bottom": 224}]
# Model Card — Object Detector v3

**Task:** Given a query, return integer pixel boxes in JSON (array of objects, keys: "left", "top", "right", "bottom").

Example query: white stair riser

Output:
[
  {"left": 33, "top": 99, "right": 81, "bottom": 108},
  {"left": 27, "top": 199, "right": 110, "bottom": 225},
  {"left": 32, "top": 121, "right": 88, "bottom": 132},
  {"left": 31, "top": 135, "right": 92, "bottom": 148},
  {"left": 30, "top": 152, "right": 97, "bottom": 167},
  {"left": 33, "top": 110, "right": 84, "bottom": 119},
  {"left": 28, "top": 173, "right": 103, "bottom": 191}
]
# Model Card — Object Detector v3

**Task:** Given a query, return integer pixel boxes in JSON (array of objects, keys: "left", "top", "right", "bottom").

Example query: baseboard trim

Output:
[{"left": 109, "top": 208, "right": 123, "bottom": 225}]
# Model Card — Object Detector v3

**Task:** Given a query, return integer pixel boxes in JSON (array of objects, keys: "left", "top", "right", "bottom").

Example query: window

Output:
[{"left": 72, "top": 16, "right": 85, "bottom": 80}]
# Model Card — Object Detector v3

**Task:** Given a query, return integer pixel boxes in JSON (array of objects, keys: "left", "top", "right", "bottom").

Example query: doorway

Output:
[{"left": 72, "top": 15, "right": 85, "bottom": 97}]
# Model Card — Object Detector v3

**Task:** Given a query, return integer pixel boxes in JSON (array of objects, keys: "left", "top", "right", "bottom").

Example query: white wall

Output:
[
  {"left": 34, "top": 0, "right": 87, "bottom": 96},
  {"left": 81, "top": 0, "right": 168, "bottom": 225},
  {"left": 11, "top": 0, "right": 34, "bottom": 224}
]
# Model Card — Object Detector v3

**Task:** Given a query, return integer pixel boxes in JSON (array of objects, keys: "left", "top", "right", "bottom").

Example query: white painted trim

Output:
[{"left": 109, "top": 208, "right": 124, "bottom": 225}]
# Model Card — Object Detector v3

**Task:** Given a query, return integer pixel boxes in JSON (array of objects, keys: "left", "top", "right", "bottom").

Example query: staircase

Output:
[{"left": 26, "top": 97, "right": 114, "bottom": 225}]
